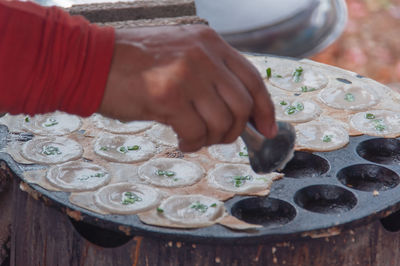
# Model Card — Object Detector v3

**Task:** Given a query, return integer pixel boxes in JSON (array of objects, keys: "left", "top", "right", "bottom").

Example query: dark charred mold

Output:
[
  {"left": 280, "top": 151, "right": 329, "bottom": 178},
  {"left": 294, "top": 185, "right": 357, "bottom": 214},
  {"left": 231, "top": 197, "right": 296, "bottom": 227},
  {"left": 337, "top": 164, "right": 400, "bottom": 192},
  {"left": 356, "top": 138, "right": 400, "bottom": 165}
]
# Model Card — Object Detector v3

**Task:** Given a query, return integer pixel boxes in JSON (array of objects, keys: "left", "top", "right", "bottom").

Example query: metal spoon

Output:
[{"left": 241, "top": 121, "right": 296, "bottom": 173}]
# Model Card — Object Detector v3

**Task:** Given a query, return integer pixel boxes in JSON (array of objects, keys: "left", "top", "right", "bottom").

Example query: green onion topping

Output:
[
  {"left": 232, "top": 175, "right": 252, "bottom": 187},
  {"left": 238, "top": 151, "right": 249, "bottom": 157},
  {"left": 372, "top": 119, "right": 386, "bottom": 132},
  {"left": 301, "top": 86, "right": 315, "bottom": 92},
  {"left": 365, "top": 113, "right": 375, "bottom": 119},
  {"left": 157, "top": 207, "right": 164, "bottom": 213},
  {"left": 156, "top": 170, "right": 176, "bottom": 177},
  {"left": 100, "top": 146, "right": 109, "bottom": 151},
  {"left": 322, "top": 135, "right": 333, "bottom": 143},
  {"left": 296, "top": 103, "right": 304, "bottom": 111},
  {"left": 42, "top": 145, "right": 62, "bottom": 156},
  {"left": 25, "top": 117, "right": 30, "bottom": 122},
  {"left": 266, "top": 68, "right": 272, "bottom": 79},
  {"left": 190, "top": 201, "right": 208, "bottom": 213},
  {"left": 210, "top": 203, "right": 217, "bottom": 207},
  {"left": 78, "top": 172, "right": 107, "bottom": 181},
  {"left": 292, "top": 67, "right": 303, "bottom": 83},
  {"left": 44, "top": 118, "right": 59, "bottom": 127},
  {"left": 344, "top": 93, "right": 355, "bottom": 102},
  {"left": 128, "top": 145, "right": 140, "bottom": 151},
  {"left": 119, "top": 145, "right": 140, "bottom": 153},
  {"left": 280, "top": 101, "right": 288, "bottom": 106},
  {"left": 285, "top": 102, "right": 304, "bottom": 115},
  {"left": 286, "top": 106, "right": 297, "bottom": 115},
  {"left": 122, "top": 191, "right": 142, "bottom": 205},
  {"left": 274, "top": 74, "right": 283, "bottom": 78}
]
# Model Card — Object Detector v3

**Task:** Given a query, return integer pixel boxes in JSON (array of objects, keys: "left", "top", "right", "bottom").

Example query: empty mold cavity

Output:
[
  {"left": 280, "top": 151, "right": 329, "bottom": 178},
  {"left": 337, "top": 164, "right": 400, "bottom": 192},
  {"left": 356, "top": 138, "right": 400, "bottom": 165},
  {"left": 294, "top": 185, "right": 357, "bottom": 214},
  {"left": 231, "top": 197, "right": 296, "bottom": 227}
]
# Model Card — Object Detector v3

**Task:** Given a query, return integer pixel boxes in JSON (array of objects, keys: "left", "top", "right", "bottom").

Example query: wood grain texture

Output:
[
  {"left": 67, "top": 0, "right": 196, "bottom": 23},
  {"left": 10, "top": 174, "right": 400, "bottom": 266},
  {"left": 101, "top": 16, "right": 208, "bottom": 28},
  {"left": 0, "top": 161, "right": 13, "bottom": 265}
]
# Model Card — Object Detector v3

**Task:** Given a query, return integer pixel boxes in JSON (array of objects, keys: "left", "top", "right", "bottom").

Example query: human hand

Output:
[{"left": 98, "top": 25, "right": 276, "bottom": 152}]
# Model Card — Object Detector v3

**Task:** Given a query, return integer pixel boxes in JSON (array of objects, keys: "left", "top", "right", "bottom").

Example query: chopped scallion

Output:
[
  {"left": 122, "top": 191, "right": 142, "bottom": 205},
  {"left": 365, "top": 113, "right": 375, "bottom": 119},
  {"left": 292, "top": 67, "right": 303, "bottom": 83},
  {"left": 344, "top": 93, "right": 355, "bottom": 102},
  {"left": 42, "top": 145, "right": 62, "bottom": 156},
  {"left": 322, "top": 135, "right": 333, "bottom": 143},
  {"left": 266, "top": 68, "right": 272, "bottom": 79},
  {"left": 301, "top": 86, "right": 315, "bottom": 92},
  {"left": 190, "top": 201, "right": 208, "bottom": 213},
  {"left": 296, "top": 103, "right": 304, "bottom": 111}
]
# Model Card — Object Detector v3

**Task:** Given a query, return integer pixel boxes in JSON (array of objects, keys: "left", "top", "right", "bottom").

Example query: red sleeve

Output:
[{"left": 0, "top": 0, "right": 115, "bottom": 117}]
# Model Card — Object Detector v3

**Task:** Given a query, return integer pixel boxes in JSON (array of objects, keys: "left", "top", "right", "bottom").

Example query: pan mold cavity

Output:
[
  {"left": 280, "top": 151, "right": 329, "bottom": 178},
  {"left": 69, "top": 219, "right": 134, "bottom": 248},
  {"left": 356, "top": 138, "right": 400, "bottom": 165},
  {"left": 230, "top": 197, "right": 296, "bottom": 227},
  {"left": 294, "top": 185, "right": 357, "bottom": 214},
  {"left": 337, "top": 164, "right": 400, "bottom": 192}
]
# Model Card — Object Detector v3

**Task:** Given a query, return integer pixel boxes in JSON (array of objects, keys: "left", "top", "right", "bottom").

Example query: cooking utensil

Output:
[{"left": 240, "top": 121, "right": 296, "bottom": 173}]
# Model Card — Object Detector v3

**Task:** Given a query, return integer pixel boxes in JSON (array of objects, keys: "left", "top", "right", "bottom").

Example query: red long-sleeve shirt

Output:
[{"left": 0, "top": 0, "right": 115, "bottom": 117}]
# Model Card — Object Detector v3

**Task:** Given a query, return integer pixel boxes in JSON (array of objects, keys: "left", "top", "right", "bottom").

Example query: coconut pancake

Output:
[
  {"left": 138, "top": 158, "right": 204, "bottom": 187},
  {"left": 21, "top": 136, "right": 83, "bottom": 164},
  {"left": 208, "top": 137, "right": 249, "bottom": 164},
  {"left": 158, "top": 194, "right": 225, "bottom": 227},
  {"left": 350, "top": 110, "right": 400, "bottom": 138},
  {"left": 46, "top": 161, "right": 111, "bottom": 192},
  {"left": 91, "top": 113, "right": 154, "bottom": 134},
  {"left": 266, "top": 60, "right": 329, "bottom": 93},
  {"left": 94, "top": 133, "right": 156, "bottom": 163},
  {"left": 273, "top": 96, "right": 321, "bottom": 123},
  {"left": 93, "top": 182, "right": 162, "bottom": 214},
  {"left": 318, "top": 83, "right": 380, "bottom": 111},
  {"left": 22, "top": 112, "right": 82, "bottom": 136},
  {"left": 295, "top": 120, "right": 349, "bottom": 151},
  {"left": 146, "top": 123, "right": 179, "bottom": 147},
  {"left": 207, "top": 163, "right": 283, "bottom": 194}
]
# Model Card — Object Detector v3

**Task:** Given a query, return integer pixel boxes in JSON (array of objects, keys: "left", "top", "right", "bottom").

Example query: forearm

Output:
[{"left": 0, "top": 0, "right": 114, "bottom": 116}]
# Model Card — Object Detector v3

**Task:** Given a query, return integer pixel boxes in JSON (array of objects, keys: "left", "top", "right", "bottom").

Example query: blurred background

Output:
[
  {"left": 32, "top": 0, "right": 400, "bottom": 86},
  {"left": 312, "top": 0, "right": 400, "bottom": 86}
]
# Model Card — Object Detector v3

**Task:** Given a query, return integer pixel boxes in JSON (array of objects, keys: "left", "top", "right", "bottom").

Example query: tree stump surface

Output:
[{"left": 0, "top": 161, "right": 14, "bottom": 265}]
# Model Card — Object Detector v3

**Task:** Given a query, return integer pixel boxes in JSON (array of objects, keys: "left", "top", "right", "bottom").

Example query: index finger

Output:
[{"left": 222, "top": 48, "right": 277, "bottom": 138}]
